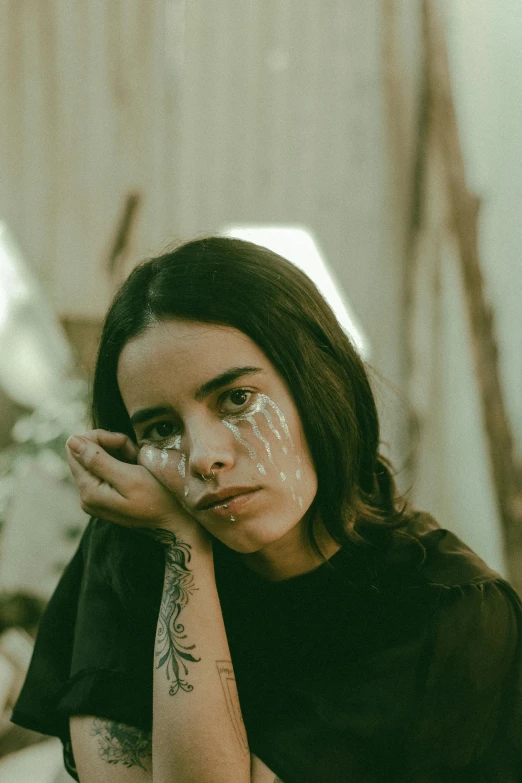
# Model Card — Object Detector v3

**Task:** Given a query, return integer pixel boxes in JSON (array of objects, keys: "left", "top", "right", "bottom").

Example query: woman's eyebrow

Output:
[
  {"left": 129, "top": 367, "right": 263, "bottom": 428},
  {"left": 194, "top": 366, "right": 263, "bottom": 401},
  {"left": 130, "top": 405, "right": 174, "bottom": 428}
]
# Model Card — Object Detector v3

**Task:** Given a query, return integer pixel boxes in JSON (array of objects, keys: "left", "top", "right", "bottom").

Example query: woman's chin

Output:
[
  {"left": 212, "top": 519, "right": 298, "bottom": 555},
  {"left": 221, "top": 539, "right": 265, "bottom": 555},
  {"left": 214, "top": 529, "right": 274, "bottom": 554}
]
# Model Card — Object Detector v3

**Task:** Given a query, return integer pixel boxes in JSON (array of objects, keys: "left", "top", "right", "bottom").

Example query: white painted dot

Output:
[{"left": 280, "top": 472, "right": 286, "bottom": 482}]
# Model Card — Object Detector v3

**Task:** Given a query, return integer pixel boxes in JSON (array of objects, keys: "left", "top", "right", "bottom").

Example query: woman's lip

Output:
[{"left": 203, "top": 489, "right": 261, "bottom": 516}]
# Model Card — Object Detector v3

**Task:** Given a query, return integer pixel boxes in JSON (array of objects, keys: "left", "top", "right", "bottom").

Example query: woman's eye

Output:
[
  {"left": 142, "top": 421, "right": 177, "bottom": 441},
  {"left": 221, "top": 389, "right": 253, "bottom": 413}
]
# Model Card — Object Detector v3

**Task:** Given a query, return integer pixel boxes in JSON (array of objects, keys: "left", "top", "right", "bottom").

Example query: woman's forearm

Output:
[
  {"left": 70, "top": 715, "right": 279, "bottom": 782},
  {"left": 64, "top": 432, "right": 280, "bottom": 781},
  {"left": 70, "top": 529, "right": 280, "bottom": 782},
  {"left": 151, "top": 527, "right": 251, "bottom": 783}
]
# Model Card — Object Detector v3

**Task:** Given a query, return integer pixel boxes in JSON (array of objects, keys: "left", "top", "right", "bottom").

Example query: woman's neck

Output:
[{"left": 239, "top": 518, "right": 341, "bottom": 582}]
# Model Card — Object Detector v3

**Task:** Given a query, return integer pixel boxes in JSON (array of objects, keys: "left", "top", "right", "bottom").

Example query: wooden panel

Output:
[
  {"left": 0, "top": 0, "right": 174, "bottom": 318},
  {"left": 0, "top": 0, "right": 421, "bottom": 473},
  {"left": 60, "top": 317, "right": 103, "bottom": 377}
]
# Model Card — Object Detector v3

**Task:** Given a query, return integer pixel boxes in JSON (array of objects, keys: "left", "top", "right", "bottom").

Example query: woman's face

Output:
[{"left": 116, "top": 319, "right": 318, "bottom": 554}]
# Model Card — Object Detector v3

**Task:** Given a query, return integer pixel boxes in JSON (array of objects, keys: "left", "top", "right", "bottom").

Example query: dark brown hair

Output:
[{"left": 92, "top": 236, "right": 422, "bottom": 575}]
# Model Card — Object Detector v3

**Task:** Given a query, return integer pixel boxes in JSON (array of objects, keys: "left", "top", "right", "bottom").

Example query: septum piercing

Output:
[{"left": 201, "top": 469, "right": 228, "bottom": 507}]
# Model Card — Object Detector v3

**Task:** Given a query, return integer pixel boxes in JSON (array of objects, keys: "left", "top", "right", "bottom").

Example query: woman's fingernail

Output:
[{"left": 67, "top": 436, "right": 85, "bottom": 455}]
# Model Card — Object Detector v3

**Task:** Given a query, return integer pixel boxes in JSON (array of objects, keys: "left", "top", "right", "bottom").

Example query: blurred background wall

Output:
[
  {"left": 1, "top": 1, "right": 522, "bottom": 774},
  {"left": 0, "top": 0, "right": 420, "bottom": 447},
  {"left": 0, "top": 0, "right": 520, "bottom": 606}
]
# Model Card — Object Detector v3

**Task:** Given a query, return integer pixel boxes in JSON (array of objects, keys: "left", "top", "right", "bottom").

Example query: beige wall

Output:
[
  {"left": 2, "top": 0, "right": 520, "bottom": 584},
  {"left": 402, "top": 0, "right": 522, "bottom": 579},
  {"left": 0, "top": 0, "right": 423, "bottom": 473},
  {"left": 442, "top": 0, "right": 522, "bottom": 456}
]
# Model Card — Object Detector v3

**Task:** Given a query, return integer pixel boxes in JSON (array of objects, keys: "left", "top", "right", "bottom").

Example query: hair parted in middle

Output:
[{"left": 92, "top": 235, "right": 423, "bottom": 574}]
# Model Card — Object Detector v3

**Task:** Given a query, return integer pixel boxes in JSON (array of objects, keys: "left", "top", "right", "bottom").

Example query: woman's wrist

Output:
[{"left": 143, "top": 521, "right": 213, "bottom": 558}]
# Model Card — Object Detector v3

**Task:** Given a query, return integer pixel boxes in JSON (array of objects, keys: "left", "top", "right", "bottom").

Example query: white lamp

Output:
[{"left": 221, "top": 225, "right": 371, "bottom": 360}]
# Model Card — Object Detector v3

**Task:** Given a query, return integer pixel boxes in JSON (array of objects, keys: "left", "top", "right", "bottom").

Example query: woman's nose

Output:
[{"left": 186, "top": 420, "right": 235, "bottom": 479}]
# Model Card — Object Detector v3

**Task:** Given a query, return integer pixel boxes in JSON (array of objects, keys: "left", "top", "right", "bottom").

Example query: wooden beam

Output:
[
  {"left": 423, "top": 0, "right": 522, "bottom": 585},
  {"left": 105, "top": 192, "right": 142, "bottom": 284}
]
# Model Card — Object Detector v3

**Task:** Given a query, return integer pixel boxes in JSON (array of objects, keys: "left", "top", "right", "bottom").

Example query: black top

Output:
[{"left": 12, "top": 511, "right": 522, "bottom": 782}]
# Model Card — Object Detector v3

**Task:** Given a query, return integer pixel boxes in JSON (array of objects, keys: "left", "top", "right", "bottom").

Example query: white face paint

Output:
[
  {"left": 219, "top": 394, "right": 303, "bottom": 511},
  {"left": 139, "top": 442, "right": 191, "bottom": 514},
  {"left": 218, "top": 394, "right": 295, "bottom": 463},
  {"left": 142, "top": 445, "right": 157, "bottom": 465},
  {"left": 138, "top": 391, "right": 304, "bottom": 522},
  {"left": 245, "top": 415, "right": 274, "bottom": 465},
  {"left": 119, "top": 320, "right": 320, "bottom": 556},
  {"left": 221, "top": 392, "right": 307, "bottom": 526},
  {"left": 222, "top": 420, "right": 257, "bottom": 460}
]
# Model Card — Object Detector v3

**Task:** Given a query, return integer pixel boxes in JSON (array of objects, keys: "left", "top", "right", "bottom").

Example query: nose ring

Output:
[{"left": 200, "top": 469, "right": 215, "bottom": 482}]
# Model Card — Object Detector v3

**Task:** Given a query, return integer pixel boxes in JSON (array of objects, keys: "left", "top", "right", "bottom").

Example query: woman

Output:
[{"left": 12, "top": 237, "right": 522, "bottom": 782}]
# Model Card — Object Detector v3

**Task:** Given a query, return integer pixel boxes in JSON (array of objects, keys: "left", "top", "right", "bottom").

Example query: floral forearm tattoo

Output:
[
  {"left": 150, "top": 528, "right": 201, "bottom": 694},
  {"left": 90, "top": 718, "right": 152, "bottom": 769}
]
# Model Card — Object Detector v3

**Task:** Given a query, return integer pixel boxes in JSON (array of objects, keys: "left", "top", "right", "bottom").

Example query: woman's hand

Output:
[{"left": 65, "top": 429, "right": 199, "bottom": 535}]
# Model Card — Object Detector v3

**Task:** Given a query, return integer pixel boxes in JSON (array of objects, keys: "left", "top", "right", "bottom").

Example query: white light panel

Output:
[
  {"left": 0, "top": 223, "right": 72, "bottom": 408},
  {"left": 221, "top": 225, "right": 371, "bottom": 360}
]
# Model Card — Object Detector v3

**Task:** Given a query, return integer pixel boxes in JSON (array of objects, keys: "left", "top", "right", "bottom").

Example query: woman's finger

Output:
[
  {"left": 66, "top": 436, "right": 140, "bottom": 498},
  {"left": 65, "top": 445, "right": 122, "bottom": 503},
  {"left": 66, "top": 444, "right": 189, "bottom": 528},
  {"left": 65, "top": 434, "right": 194, "bottom": 530},
  {"left": 80, "top": 429, "right": 139, "bottom": 463},
  {"left": 65, "top": 445, "right": 149, "bottom": 524}
]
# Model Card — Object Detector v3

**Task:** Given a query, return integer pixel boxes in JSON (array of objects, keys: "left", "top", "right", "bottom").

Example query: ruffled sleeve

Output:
[{"left": 406, "top": 577, "right": 522, "bottom": 780}]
